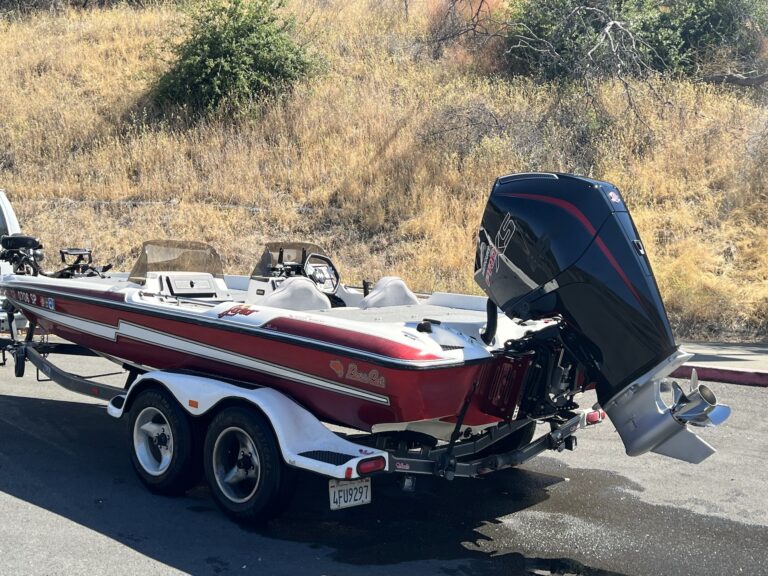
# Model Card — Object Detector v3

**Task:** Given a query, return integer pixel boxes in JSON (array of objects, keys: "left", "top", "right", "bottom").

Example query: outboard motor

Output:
[{"left": 475, "top": 173, "right": 730, "bottom": 463}]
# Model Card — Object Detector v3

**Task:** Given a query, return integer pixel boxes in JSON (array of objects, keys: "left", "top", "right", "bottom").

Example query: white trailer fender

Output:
[{"left": 107, "top": 371, "right": 389, "bottom": 480}]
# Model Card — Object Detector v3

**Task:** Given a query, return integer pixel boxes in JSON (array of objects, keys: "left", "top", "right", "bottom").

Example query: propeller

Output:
[{"left": 670, "top": 370, "right": 731, "bottom": 427}]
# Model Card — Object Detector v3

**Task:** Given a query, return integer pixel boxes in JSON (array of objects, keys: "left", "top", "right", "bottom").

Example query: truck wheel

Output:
[
  {"left": 204, "top": 407, "right": 294, "bottom": 523},
  {"left": 128, "top": 388, "right": 197, "bottom": 496}
]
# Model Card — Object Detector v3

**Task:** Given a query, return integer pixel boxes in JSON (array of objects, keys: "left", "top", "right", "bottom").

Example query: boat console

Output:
[{"left": 144, "top": 271, "right": 231, "bottom": 300}]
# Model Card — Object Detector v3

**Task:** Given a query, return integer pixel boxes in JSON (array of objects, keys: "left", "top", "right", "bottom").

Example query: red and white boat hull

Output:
[{"left": 2, "top": 277, "right": 512, "bottom": 434}]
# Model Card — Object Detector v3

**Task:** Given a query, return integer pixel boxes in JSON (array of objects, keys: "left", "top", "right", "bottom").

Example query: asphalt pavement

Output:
[{"left": 0, "top": 354, "right": 766, "bottom": 576}]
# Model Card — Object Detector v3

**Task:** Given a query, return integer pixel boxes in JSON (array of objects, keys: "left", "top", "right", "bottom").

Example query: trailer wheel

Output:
[
  {"left": 13, "top": 347, "right": 25, "bottom": 378},
  {"left": 128, "top": 388, "right": 197, "bottom": 496},
  {"left": 204, "top": 407, "right": 294, "bottom": 523}
]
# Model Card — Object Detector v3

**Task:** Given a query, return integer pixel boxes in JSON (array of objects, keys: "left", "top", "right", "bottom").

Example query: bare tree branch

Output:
[{"left": 703, "top": 72, "right": 768, "bottom": 87}]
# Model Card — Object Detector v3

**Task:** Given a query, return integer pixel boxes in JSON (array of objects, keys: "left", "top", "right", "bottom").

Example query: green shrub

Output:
[
  {"left": 154, "top": 0, "right": 312, "bottom": 114},
  {"left": 649, "top": 0, "right": 765, "bottom": 74},
  {"left": 505, "top": 0, "right": 766, "bottom": 80}
]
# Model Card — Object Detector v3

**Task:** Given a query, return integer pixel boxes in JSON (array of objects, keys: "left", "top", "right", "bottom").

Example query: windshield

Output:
[
  {"left": 128, "top": 240, "right": 225, "bottom": 284},
  {"left": 251, "top": 242, "right": 326, "bottom": 278}
]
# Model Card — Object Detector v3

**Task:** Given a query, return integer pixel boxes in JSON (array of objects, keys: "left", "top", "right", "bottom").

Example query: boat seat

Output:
[
  {"left": 359, "top": 276, "right": 419, "bottom": 309},
  {"left": 259, "top": 276, "right": 332, "bottom": 311}
]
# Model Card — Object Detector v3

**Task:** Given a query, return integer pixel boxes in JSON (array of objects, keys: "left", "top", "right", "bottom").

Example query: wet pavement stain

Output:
[
  {"left": 250, "top": 460, "right": 768, "bottom": 576},
  {"left": 257, "top": 468, "right": 587, "bottom": 571}
]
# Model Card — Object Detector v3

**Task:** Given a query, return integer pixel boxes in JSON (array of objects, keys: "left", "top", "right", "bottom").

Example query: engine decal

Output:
[
  {"left": 484, "top": 246, "right": 498, "bottom": 286},
  {"left": 480, "top": 213, "right": 516, "bottom": 286},
  {"left": 496, "top": 212, "right": 516, "bottom": 252}
]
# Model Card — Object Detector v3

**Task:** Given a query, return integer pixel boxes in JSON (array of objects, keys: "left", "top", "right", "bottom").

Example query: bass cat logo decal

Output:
[
  {"left": 329, "top": 360, "right": 387, "bottom": 389},
  {"left": 329, "top": 359, "right": 344, "bottom": 378}
]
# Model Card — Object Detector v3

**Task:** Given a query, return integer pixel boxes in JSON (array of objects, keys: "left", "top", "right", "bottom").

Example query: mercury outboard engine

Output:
[{"left": 475, "top": 173, "right": 730, "bottom": 463}]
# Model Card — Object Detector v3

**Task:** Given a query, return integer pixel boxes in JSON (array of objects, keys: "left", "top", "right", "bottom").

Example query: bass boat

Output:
[{"left": 0, "top": 173, "right": 730, "bottom": 522}]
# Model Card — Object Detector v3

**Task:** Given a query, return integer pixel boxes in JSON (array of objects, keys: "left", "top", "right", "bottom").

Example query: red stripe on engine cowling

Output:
[{"left": 499, "top": 192, "right": 644, "bottom": 306}]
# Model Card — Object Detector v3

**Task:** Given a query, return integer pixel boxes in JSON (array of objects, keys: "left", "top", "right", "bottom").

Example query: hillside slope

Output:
[{"left": 0, "top": 3, "right": 766, "bottom": 339}]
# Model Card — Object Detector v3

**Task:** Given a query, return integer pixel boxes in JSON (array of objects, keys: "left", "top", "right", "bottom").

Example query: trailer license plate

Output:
[{"left": 329, "top": 478, "right": 371, "bottom": 510}]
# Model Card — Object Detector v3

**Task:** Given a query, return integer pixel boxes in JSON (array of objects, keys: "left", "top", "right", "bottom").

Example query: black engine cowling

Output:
[{"left": 475, "top": 173, "right": 676, "bottom": 406}]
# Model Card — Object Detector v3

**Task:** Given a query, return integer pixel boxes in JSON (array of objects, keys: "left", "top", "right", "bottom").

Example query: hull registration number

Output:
[{"left": 329, "top": 478, "right": 371, "bottom": 510}]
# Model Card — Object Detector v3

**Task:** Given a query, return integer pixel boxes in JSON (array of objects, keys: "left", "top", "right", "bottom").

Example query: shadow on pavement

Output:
[{"left": 0, "top": 394, "right": 625, "bottom": 575}]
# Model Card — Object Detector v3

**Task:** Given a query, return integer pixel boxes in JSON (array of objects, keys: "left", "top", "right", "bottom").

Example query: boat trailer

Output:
[{"left": 1, "top": 323, "right": 603, "bottom": 520}]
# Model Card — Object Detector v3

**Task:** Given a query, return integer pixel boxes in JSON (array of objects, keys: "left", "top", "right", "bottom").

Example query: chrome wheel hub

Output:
[
  {"left": 212, "top": 426, "right": 261, "bottom": 504},
  {"left": 133, "top": 406, "right": 174, "bottom": 476}
]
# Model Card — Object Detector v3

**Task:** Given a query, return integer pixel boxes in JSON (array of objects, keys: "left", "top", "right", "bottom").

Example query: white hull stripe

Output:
[{"left": 16, "top": 303, "right": 391, "bottom": 406}]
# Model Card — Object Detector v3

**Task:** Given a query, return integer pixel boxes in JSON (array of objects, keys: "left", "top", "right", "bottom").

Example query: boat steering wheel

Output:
[{"left": 302, "top": 253, "right": 340, "bottom": 294}]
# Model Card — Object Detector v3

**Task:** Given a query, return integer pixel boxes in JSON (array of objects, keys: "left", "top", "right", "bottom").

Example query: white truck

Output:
[{"left": 0, "top": 189, "right": 25, "bottom": 332}]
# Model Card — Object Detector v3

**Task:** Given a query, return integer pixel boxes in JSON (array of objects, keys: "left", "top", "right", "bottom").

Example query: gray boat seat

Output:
[
  {"left": 359, "top": 276, "right": 419, "bottom": 309},
  {"left": 260, "top": 277, "right": 331, "bottom": 311}
]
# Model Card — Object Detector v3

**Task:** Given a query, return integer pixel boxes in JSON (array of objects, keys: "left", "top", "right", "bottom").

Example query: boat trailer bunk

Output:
[{"left": 1, "top": 322, "right": 604, "bottom": 519}]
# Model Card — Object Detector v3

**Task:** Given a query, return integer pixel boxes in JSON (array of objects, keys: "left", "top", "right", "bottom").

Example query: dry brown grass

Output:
[{"left": 0, "top": 2, "right": 766, "bottom": 339}]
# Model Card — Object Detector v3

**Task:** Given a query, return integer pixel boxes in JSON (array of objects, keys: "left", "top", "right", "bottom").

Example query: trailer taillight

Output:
[{"left": 357, "top": 456, "right": 386, "bottom": 476}]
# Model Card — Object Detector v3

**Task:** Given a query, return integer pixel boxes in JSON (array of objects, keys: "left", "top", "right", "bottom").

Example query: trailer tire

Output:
[
  {"left": 128, "top": 388, "right": 198, "bottom": 496},
  {"left": 204, "top": 406, "right": 294, "bottom": 524},
  {"left": 13, "top": 347, "right": 25, "bottom": 378}
]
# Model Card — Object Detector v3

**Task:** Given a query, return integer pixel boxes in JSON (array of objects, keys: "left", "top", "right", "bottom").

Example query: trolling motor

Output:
[
  {"left": 0, "top": 235, "right": 110, "bottom": 279},
  {"left": 55, "top": 248, "right": 111, "bottom": 278},
  {"left": 0, "top": 234, "right": 45, "bottom": 275}
]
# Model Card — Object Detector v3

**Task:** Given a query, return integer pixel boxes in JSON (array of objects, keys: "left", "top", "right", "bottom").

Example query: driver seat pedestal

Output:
[{"left": 257, "top": 277, "right": 332, "bottom": 311}]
